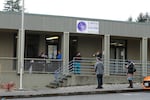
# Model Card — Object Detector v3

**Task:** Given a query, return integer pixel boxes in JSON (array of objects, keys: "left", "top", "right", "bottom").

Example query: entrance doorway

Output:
[
  {"left": 110, "top": 40, "right": 126, "bottom": 60},
  {"left": 69, "top": 36, "right": 78, "bottom": 61},
  {"left": 111, "top": 47, "right": 125, "bottom": 60},
  {"left": 46, "top": 35, "right": 60, "bottom": 59},
  {"left": 110, "top": 39, "right": 127, "bottom": 74},
  {"left": 48, "top": 45, "right": 57, "bottom": 59}
]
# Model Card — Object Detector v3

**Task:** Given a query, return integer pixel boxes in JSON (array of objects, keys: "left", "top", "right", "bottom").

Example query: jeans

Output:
[
  {"left": 97, "top": 74, "right": 103, "bottom": 88},
  {"left": 73, "top": 62, "right": 80, "bottom": 74}
]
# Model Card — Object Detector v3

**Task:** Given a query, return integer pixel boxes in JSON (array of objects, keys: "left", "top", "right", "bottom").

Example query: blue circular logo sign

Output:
[{"left": 77, "top": 21, "right": 86, "bottom": 31}]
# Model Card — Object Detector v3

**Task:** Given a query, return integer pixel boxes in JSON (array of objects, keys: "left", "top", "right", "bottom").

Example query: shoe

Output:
[
  {"left": 96, "top": 87, "right": 103, "bottom": 89},
  {"left": 127, "top": 86, "right": 133, "bottom": 88}
]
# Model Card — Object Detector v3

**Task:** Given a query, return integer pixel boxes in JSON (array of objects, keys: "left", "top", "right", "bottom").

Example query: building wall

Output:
[
  {"left": 1, "top": 12, "right": 150, "bottom": 38},
  {"left": 127, "top": 39, "right": 140, "bottom": 60},
  {"left": 0, "top": 73, "right": 142, "bottom": 89},
  {"left": 0, "top": 32, "right": 15, "bottom": 71},
  {"left": 148, "top": 40, "right": 150, "bottom": 61},
  {"left": 0, "top": 33, "right": 14, "bottom": 57},
  {"left": 39, "top": 34, "right": 46, "bottom": 55},
  {"left": 78, "top": 36, "right": 102, "bottom": 57},
  {"left": 0, "top": 72, "right": 54, "bottom": 89}
]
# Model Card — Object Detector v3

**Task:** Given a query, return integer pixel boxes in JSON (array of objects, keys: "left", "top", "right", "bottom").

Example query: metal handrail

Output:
[{"left": 0, "top": 57, "right": 149, "bottom": 76}]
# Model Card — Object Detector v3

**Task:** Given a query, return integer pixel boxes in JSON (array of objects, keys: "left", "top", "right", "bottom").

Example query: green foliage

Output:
[
  {"left": 136, "top": 12, "right": 150, "bottom": 22},
  {"left": 128, "top": 12, "right": 150, "bottom": 23},
  {"left": 128, "top": 17, "right": 133, "bottom": 22},
  {"left": 3, "top": 0, "right": 22, "bottom": 12}
]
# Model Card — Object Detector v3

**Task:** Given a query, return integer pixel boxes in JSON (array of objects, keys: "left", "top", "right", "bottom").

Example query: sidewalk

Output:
[{"left": 0, "top": 83, "right": 143, "bottom": 99}]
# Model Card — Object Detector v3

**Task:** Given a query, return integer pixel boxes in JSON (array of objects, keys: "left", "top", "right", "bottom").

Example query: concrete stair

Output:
[{"left": 46, "top": 74, "right": 72, "bottom": 88}]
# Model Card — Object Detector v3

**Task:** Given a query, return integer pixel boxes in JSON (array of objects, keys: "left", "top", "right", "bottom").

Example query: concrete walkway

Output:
[{"left": 0, "top": 83, "right": 143, "bottom": 99}]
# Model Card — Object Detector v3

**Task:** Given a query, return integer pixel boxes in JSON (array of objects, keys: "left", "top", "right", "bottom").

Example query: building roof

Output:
[{"left": 0, "top": 11, "right": 150, "bottom": 38}]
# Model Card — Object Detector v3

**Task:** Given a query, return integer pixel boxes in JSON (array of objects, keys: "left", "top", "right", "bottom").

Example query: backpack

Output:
[
  {"left": 128, "top": 62, "right": 136, "bottom": 73},
  {"left": 133, "top": 67, "right": 136, "bottom": 72},
  {"left": 131, "top": 62, "right": 136, "bottom": 72}
]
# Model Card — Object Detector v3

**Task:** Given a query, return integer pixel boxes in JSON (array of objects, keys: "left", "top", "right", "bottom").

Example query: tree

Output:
[
  {"left": 3, "top": 0, "right": 22, "bottom": 12},
  {"left": 136, "top": 12, "right": 150, "bottom": 22},
  {"left": 128, "top": 16, "right": 133, "bottom": 22}
]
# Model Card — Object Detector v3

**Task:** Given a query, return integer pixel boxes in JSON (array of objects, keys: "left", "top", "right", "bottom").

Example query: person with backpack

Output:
[{"left": 125, "top": 60, "right": 136, "bottom": 88}]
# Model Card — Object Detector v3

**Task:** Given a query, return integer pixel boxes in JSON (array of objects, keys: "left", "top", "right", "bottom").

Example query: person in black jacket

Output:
[{"left": 125, "top": 60, "right": 136, "bottom": 88}]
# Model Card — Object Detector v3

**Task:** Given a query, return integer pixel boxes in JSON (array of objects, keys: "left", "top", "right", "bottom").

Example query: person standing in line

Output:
[
  {"left": 56, "top": 50, "right": 62, "bottom": 69},
  {"left": 56, "top": 50, "right": 62, "bottom": 59},
  {"left": 125, "top": 60, "right": 136, "bottom": 88},
  {"left": 74, "top": 52, "right": 82, "bottom": 74},
  {"left": 93, "top": 51, "right": 102, "bottom": 58},
  {"left": 94, "top": 57, "right": 104, "bottom": 89},
  {"left": 39, "top": 52, "right": 48, "bottom": 59}
]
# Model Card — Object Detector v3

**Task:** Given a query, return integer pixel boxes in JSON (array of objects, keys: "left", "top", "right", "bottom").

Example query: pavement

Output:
[{"left": 0, "top": 83, "right": 144, "bottom": 99}]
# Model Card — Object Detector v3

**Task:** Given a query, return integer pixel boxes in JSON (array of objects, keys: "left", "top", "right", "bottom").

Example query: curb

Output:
[{"left": 1, "top": 89, "right": 144, "bottom": 99}]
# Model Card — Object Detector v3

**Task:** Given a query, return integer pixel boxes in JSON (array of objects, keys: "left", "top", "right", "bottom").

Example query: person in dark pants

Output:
[
  {"left": 94, "top": 57, "right": 104, "bottom": 89},
  {"left": 125, "top": 60, "right": 136, "bottom": 88}
]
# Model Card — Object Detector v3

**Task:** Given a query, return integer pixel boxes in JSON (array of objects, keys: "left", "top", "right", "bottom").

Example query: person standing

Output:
[
  {"left": 39, "top": 52, "right": 48, "bottom": 59},
  {"left": 94, "top": 57, "right": 104, "bottom": 89},
  {"left": 93, "top": 51, "right": 102, "bottom": 58},
  {"left": 125, "top": 60, "right": 136, "bottom": 88},
  {"left": 73, "top": 52, "right": 82, "bottom": 74},
  {"left": 56, "top": 50, "right": 62, "bottom": 59},
  {"left": 56, "top": 50, "right": 62, "bottom": 69}
]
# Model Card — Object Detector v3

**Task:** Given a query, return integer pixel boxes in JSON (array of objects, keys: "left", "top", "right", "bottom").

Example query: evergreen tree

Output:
[
  {"left": 136, "top": 12, "right": 150, "bottom": 22},
  {"left": 128, "top": 16, "right": 133, "bottom": 22},
  {"left": 3, "top": 0, "right": 21, "bottom": 12}
]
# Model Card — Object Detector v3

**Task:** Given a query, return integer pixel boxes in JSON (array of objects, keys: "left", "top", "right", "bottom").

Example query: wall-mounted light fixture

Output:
[{"left": 46, "top": 36, "right": 59, "bottom": 40}]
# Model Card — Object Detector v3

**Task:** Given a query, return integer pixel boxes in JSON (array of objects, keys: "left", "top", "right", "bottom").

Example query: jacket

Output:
[{"left": 94, "top": 60, "right": 104, "bottom": 75}]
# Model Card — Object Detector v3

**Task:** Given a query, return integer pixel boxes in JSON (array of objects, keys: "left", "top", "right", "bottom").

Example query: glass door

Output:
[
  {"left": 48, "top": 45, "right": 57, "bottom": 59},
  {"left": 110, "top": 39, "right": 126, "bottom": 74}
]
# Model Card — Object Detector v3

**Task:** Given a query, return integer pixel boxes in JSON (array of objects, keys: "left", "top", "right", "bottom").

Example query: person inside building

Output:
[
  {"left": 56, "top": 50, "right": 62, "bottom": 68},
  {"left": 56, "top": 50, "right": 62, "bottom": 59},
  {"left": 93, "top": 51, "right": 102, "bottom": 58},
  {"left": 39, "top": 51, "right": 48, "bottom": 59}
]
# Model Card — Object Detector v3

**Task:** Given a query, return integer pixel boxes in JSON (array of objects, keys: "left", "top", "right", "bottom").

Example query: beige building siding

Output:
[
  {"left": 1, "top": 12, "right": 150, "bottom": 38},
  {"left": 127, "top": 39, "right": 140, "bottom": 60},
  {"left": 148, "top": 40, "right": 150, "bottom": 61},
  {"left": 38, "top": 34, "right": 47, "bottom": 55},
  {"left": 78, "top": 36, "right": 102, "bottom": 57},
  {"left": 0, "top": 33, "right": 14, "bottom": 57},
  {"left": 0, "top": 33, "right": 15, "bottom": 71}
]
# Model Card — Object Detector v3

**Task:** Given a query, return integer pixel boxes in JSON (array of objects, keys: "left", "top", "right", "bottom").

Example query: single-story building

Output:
[{"left": 0, "top": 11, "right": 150, "bottom": 89}]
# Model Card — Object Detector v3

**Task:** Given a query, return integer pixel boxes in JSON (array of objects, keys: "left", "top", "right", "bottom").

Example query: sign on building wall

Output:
[{"left": 76, "top": 20, "right": 99, "bottom": 34}]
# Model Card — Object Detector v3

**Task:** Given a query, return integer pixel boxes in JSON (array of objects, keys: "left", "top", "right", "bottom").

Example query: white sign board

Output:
[{"left": 76, "top": 20, "right": 99, "bottom": 34}]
